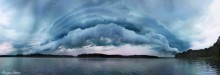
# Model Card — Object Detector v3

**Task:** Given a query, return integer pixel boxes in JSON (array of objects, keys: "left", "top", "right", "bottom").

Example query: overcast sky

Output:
[{"left": 0, "top": 0, "right": 220, "bottom": 57}]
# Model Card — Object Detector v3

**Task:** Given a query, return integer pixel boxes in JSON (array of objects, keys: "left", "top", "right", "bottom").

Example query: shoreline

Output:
[{"left": 0, "top": 53, "right": 159, "bottom": 58}]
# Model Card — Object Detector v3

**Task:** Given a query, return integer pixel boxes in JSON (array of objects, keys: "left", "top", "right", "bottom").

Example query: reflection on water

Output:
[{"left": 0, "top": 58, "right": 219, "bottom": 75}]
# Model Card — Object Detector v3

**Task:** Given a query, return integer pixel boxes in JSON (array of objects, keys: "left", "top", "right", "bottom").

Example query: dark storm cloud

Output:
[
  {"left": 46, "top": 7, "right": 189, "bottom": 52},
  {"left": 0, "top": 0, "right": 213, "bottom": 56},
  {"left": 24, "top": 0, "right": 190, "bottom": 54}
]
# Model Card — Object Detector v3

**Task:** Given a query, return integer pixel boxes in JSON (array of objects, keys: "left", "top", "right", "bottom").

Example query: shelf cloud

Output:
[{"left": 0, "top": 0, "right": 219, "bottom": 57}]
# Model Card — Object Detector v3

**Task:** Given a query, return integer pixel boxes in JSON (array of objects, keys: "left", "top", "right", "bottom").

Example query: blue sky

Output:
[{"left": 0, "top": 0, "right": 220, "bottom": 57}]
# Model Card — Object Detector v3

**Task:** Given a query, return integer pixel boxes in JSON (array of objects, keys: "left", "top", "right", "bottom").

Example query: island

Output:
[
  {"left": 77, "top": 53, "right": 159, "bottom": 58},
  {"left": 175, "top": 36, "right": 220, "bottom": 58}
]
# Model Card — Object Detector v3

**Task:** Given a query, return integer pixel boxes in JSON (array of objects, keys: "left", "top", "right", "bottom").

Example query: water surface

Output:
[{"left": 0, "top": 58, "right": 219, "bottom": 75}]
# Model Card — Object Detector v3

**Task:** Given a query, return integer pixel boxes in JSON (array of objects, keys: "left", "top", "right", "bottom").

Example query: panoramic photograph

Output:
[{"left": 0, "top": 0, "right": 219, "bottom": 75}]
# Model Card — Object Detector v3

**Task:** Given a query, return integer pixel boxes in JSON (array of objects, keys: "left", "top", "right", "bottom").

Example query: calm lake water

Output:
[{"left": 0, "top": 58, "right": 219, "bottom": 75}]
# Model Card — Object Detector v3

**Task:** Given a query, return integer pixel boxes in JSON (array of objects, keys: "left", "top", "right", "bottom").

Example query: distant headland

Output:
[{"left": 175, "top": 36, "right": 220, "bottom": 58}]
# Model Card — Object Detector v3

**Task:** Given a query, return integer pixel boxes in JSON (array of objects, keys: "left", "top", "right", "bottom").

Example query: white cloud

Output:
[
  {"left": 0, "top": 1, "right": 21, "bottom": 41},
  {"left": 190, "top": 0, "right": 220, "bottom": 49},
  {"left": 0, "top": 11, "right": 10, "bottom": 26},
  {"left": 0, "top": 42, "right": 15, "bottom": 55},
  {"left": 52, "top": 44, "right": 176, "bottom": 57},
  {"left": 0, "top": 3, "right": 15, "bottom": 27}
]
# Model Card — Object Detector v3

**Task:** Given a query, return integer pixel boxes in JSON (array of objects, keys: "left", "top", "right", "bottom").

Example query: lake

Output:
[{"left": 0, "top": 58, "right": 219, "bottom": 75}]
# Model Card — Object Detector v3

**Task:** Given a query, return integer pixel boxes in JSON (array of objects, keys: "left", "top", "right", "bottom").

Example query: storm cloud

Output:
[{"left": 0, "top": 0, "right": 219, "bottom": 57}]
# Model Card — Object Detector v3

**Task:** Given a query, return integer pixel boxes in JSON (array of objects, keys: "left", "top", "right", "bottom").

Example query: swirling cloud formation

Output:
[{"left": 0, "top": 0, "right": 219, "bottom": 57}]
